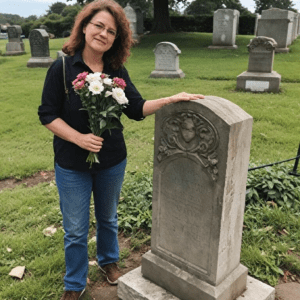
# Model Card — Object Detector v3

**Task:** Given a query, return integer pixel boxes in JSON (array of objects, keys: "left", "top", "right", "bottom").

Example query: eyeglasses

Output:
[{"left": 89, "top": 22, "right": 118, "bottom": 39}]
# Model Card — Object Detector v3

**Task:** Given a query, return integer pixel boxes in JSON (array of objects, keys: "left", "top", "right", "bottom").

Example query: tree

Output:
[
  {"left": 185, "top": 0, "right": 250, "bottom": 15},
  {"left": 47, "top": 2, "right": 67, "bottom": 15},
  {"left": 254, "top": 0, "right": 296, "bottom": 13}
]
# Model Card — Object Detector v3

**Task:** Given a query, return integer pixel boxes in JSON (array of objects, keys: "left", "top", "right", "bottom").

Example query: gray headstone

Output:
[
  {"left": 27, "top": 29, "right": 54, "bottom": 68},
  {"left": 135, "top": 7, "right": 144, "bottom": 35},
  {"left": 149, "top": 42, "right": 185, "bottom": 78},
  {"left": 118, "top": 97, "right": 275, "bottom": 300},
  {"left": 298, "top": 13, "right": 300, "bottom": 36},
  {"left": 254, "top": 14, "right": 261, "bottom": 36},
  {"left": 124, "top": 3, "right": 138, "bottom": 40},
  {"left": 208, "top": 9, "right": 240, "bottom": 49},
  {"left": 257, "top": 8, "right": 294, "bottom": 52},
  {"left": 237, "top": 36, "right": 281, "bottom": 92},
  {"left": 5, "top": 25, "right": 25, "bottom": 56}
]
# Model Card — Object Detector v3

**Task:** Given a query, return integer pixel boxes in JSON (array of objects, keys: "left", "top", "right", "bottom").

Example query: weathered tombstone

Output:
[
  {"left": 237, "top": 36, "right": 281, "bottom": 93},
  {"left": 257, "top": 8, "right": 294, "bottom": 52},
  {"left": 254, "top": 14, "right": 261, "bottom": 36},
  {"left": 5, "top": 25, "right": 25, "bottom": 56},
  {"left": 118, "top": 97, "right": 275, "bottom": 300},
  {"left": 27, "top": 29, "right": 54, "bottom": 68},
  {"left": 208, "top": 9, "right": 240, "bottom": 49},
  {"left": 292, "top": 12, "right": 299, "bottom": 40},
  {"left": 135, "top": 7, "right": 144, "bottom": 35},
  {"left": 124, "top": 3, "right": 139, "bottom": 40},
  {"left": 149, "top": 42, "right": 185, "bottom": 78}
]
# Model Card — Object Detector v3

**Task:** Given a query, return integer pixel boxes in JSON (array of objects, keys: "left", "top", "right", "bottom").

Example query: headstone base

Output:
[
  {"left": 275, "top": 47, "right": 289, "bottom": 53},
  {"left": 118, "top": 267, "right": 275, "bottom": 300},
  {"left": 27, "top": 57, "right": 54, "bottom": 68},
  {"left": 149, "top": 69, "right": 185, "bottom": 78},
  {"left": 5, "top": 42, "right": 25, "bottom": 56},
  {"left": 120, "top": 251, "right": 248, "bottom": 300},
  {"left": 236, "top": 71, "right": 281, "bottom": 93},
  {"left": 208, "top": 45, "right": 238, "bottom": 50}
]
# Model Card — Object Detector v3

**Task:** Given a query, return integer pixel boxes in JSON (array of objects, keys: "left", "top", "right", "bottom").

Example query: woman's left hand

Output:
[{"left": 168, "top": 92, "right": 205, "bottom": 104}]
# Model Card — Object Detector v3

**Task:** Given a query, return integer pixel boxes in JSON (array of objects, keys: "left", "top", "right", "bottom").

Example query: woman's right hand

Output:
[{"left": 76, "top": 133, "right": 104, "bottom": 153}]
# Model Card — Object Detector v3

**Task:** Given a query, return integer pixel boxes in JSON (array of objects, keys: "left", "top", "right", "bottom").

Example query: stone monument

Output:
[
  {"left": 5, "top": 25, "right": 25, "bottom": 56},
  {"left": 209, "top": 9, "right": 240, "bottom": 49},
  {"left": 257, "top": 8, "right": 294, "bottom": 52},
  {"left": 254, "top": 14, "right": 261, "bottom": 36},
  {"left": 237, "top": 36, "right": 281, "bottom": 93},
  {"left": 118, "top": 97, "right": 275, "bottom": 300},
  {"left": 27, "top": 29, "right": 54, "bottom": 68},
  {"left": 135, "top": 7, "right": 144, "bottom": 35},
  {"left": 149, "top": 42, "right": 185, "bottom": 78},
  {"left": 124, "top": 3, "right": 138, "bottom": 40}
]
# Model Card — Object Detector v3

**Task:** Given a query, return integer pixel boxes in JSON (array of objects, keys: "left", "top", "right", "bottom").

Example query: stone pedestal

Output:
[
  {"left": 237, "top": 71, "right": 281, "bottom": 92},
  {"left": 27, "top": 29, "right": 54, "bottom": 68},
  {"left": 118, "top": 267, "right": 275, "bottom": 300},
  {"left": 150, "top": 42, "right": 185, "bottom": 78},
  {"left": 5, "top": 25, "right": 25, "bottom": 56},
  {"left": 237, "top": 36, "right": 281, "bottom": 92},
  {"left": 209, "top": 9, "right": 240, "bottom": 49},
  {"left": 117, "top": 96, "right": 275, "bottom": 300}
]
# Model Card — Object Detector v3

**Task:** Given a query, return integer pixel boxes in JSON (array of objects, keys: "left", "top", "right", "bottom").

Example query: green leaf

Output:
[{"left": 99, "top": 119, "right": 107, "bottom": 129}]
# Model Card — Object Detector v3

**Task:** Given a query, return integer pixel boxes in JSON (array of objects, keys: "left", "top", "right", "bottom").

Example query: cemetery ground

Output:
[{"left": 0, "top": 32, "right": 300, "bottom": 299}]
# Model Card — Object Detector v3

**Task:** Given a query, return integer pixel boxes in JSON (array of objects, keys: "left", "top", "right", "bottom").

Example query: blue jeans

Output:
[{"left": 55, "top": 159, "right": 126, "bottom": 291}]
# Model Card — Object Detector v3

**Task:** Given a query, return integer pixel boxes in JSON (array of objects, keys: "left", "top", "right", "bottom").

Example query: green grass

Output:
[
  {"left": 1, "top": 33, "right": 300, "bottom": 298},
  {"left": 0, "top": 33, "right": 300, "bottom": 178}
]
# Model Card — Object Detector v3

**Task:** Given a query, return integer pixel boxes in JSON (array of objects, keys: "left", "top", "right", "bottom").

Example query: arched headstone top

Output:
[
  {"left": 124, "top": 3, "right": 137, "bottom": 22},
  {"left": 214, "top": 9, "right": 240, "bottom": 16},
  {"left": 153, "top": 42, "right": 181, "bottom": 55},
  {"left": 29, "top": 29, "right": 50, "bottom": 58}
]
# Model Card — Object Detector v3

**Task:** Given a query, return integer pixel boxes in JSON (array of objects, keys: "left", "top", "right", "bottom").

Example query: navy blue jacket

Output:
[{"left": 38, "top": 50, "right": 146, "bottom": 171}]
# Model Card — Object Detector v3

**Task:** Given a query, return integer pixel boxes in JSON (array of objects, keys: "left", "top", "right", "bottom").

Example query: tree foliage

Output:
[
  {"left": 47, "top": 2, "right": 67, "bottom": 15},
  {"left": 0, "top": 13, "right": 25, "bottom": 25},
  {"left": 185, "top": 0, "right": 251, "bottom": 15},
  {"left": 254, "top": 0, "right": 297, "bottom": 13}
]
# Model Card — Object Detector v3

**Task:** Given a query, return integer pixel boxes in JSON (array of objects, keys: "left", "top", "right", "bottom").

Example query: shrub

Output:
[{"left": 246, "top": 164, "right": 300, "bottom": 210}]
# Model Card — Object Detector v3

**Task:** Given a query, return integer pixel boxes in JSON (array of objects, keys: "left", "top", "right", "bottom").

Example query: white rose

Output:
[
  {"left": 105, "top": 91, "right": 113, "bottom": 97},
  {"left": 112, "top": 87, "right": 129, "bottom": 105},
  {"left": 88, "top": 81, "right": 104, "bottom": 95},
  {"left": 86, "top": 72, "right": 102, "bottom": 83},
  {"left": 103, "top": 78, "right": 113, "bottom": 86}
]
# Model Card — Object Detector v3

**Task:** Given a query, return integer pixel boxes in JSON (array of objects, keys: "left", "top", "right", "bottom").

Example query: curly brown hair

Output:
[{"left": 62, "top": 0, "right": 134, "bottom": 70}]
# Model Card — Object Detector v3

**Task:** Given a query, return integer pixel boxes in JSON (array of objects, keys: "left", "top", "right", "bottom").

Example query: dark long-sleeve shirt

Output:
[{"left": 38, "top": 50, "right": 146, "bottom": 171}]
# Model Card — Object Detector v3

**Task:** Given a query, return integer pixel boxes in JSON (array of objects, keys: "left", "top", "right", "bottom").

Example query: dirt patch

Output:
[
  {"left": 0, "top": 171, "right": 55, "bottom": 191},
  {"left": 86, "top": 233, "right": 150, "bottom": 300}
]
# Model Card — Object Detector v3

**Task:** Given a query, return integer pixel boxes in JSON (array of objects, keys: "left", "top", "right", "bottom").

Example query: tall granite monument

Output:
[
  {"left": 5, "top": 25, "right": 25, "bottom": 56},
  {"left": 118, "top": 97, "right": 275, "bottom": 300},
  {"left": 209, "top": 9, "right": 240, "bottom": 49},
  {"left": 237, "top": 36, "right": 281, "bottom": 92},
  {"left": 27, "top": 29, "right": 54, "bottom": 68},
  {"left": 257, "top": 8, "right": 294, "bottom": 52}
]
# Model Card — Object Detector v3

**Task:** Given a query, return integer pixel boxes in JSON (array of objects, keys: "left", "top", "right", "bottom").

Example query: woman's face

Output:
[{"left": 83, "top": 10, "right": 117, "bottom": 56}]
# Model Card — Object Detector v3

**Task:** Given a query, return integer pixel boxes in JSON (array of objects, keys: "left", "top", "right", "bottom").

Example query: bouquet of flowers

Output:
[{"left": 72, "top": 71, "right": 128, "bottom": 167}]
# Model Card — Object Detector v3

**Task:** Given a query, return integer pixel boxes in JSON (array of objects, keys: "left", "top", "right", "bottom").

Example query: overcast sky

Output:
[{"left": 1, "top": 0, "right": 299, "bottom": 18}]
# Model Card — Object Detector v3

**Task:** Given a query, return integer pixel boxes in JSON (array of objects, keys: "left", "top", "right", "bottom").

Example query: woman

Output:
[{"left": 38, "top": 0, "right": 204, "bottom": 299}]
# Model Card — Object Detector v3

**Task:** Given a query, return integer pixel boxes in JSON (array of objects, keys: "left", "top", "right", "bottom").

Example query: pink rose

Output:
[
  {"left": 100, "top": 74, "right": 106, "bottom": 79},
  {"left": 76, "top": 72, "right": 88, "bottom": 81},
  {"left": 113, "top": 77, "right": 126, "bottom": 90},
  {"left": 74, "top": 80, "right": 85, "bottom": 90}
]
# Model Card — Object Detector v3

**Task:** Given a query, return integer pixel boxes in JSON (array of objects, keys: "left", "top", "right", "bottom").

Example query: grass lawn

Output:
[{"left": 0, "top": 33, "right": 300, "bottom": 299}]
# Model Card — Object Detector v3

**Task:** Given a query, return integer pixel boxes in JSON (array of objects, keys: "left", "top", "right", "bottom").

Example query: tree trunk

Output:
[{"left": 151, "top": 0, "right": 175, "bottom": 33}]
